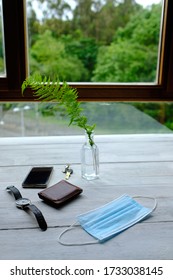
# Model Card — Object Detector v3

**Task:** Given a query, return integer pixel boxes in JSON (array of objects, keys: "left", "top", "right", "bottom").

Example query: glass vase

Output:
[{"left": 81, "top": 131, "right": 99, "bottom": 180}]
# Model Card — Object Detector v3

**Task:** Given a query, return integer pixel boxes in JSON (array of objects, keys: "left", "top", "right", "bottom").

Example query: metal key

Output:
[
  {"left": 62, "top": 164, "right": 70, "bottom": 173},
  {"left": 65, "top": 168, "right": 73, "bottom": 180},
  {"left": 62, "top": 164, "right": 70, "bottom": 175}
]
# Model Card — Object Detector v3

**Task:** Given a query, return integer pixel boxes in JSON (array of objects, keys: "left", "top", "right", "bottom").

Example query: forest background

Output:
[{"left": 1, "top": 0, "right": 173, "bottom": 134}]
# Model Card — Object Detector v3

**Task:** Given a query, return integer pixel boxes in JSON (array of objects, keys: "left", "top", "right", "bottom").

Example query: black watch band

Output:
[
  {"left": 6, "top": 185, "right": 22, "bottom": 200},
  {"left": 25, "top": 204, "right": 47, "bottom": 231},
  {"left": 6, "top": 185, "right": 47, "bottom": 231}
]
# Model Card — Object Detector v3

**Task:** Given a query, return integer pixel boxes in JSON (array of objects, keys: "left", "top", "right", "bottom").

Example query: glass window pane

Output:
[
  {"left": 0, "top": 102, "right": 172, "bottom": 137},
  {"left": 26, "top": 0, "right": 163, "bottom": 83},
  {"left": 0, "top": 0, "right": 6, "bottom": 76}
]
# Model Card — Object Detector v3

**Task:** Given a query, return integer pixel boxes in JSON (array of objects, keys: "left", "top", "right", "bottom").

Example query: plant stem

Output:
[{"left": 21, "top": 74, "right": 96, "bottom": 146}]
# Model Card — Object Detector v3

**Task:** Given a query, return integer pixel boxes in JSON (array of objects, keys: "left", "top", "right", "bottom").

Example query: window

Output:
[
  {"left": 0, "top": 101, "right": 172, "bottom": 137},
  {"left": 27, "top": 0, "right": 163, "bottom": 84},
  {"left": 0, "top": 0, "right": 172, "bottom": 101},
  {"left": 0, "top": 0, "right": 28, "bottom": 100},
  {"left": 0, "top": 1, "right": 5, "bottom": 76}
]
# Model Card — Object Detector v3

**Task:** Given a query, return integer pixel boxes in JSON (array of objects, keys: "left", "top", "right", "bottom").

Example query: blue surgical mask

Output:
[{"left": 58, "top": 194, "right": 157, "bottom": 246}]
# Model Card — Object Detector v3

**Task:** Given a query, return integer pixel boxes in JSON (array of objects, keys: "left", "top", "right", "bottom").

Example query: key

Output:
[
  {"left": 65, "top": 168, "right": 73, "bottom": 180},
  {"left": 62, "top": 164, "right": 70, "bottom": 173}
]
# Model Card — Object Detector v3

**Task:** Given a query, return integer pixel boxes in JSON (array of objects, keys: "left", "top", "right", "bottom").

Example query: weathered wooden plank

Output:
[
  {"left": 0, "top": 222, "right": 172, "bottom": 260},
  {"left": 1, "top": 160, "right": 173, "bottom": 189},
  {"left": 1, "top": 134, "right": 173, "bottom": 166},
  {"left": 1, "top": 134, "right": 173, "bottom": 146},
  {"left": 1, "top": 180, "right": 173, "bottom": 229}
]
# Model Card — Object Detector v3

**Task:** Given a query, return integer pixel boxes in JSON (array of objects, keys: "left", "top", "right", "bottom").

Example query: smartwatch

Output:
[{"left": 6, "top": 185, "right": 47, "bottom": 231}]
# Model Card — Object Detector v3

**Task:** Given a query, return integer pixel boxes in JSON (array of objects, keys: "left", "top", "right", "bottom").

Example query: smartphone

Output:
[{"left": 22, "top": 167, "right": 53, "bottom": 188}]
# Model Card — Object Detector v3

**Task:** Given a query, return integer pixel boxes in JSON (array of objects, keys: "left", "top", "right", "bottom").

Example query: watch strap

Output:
[
  {"left": 6, "top": 185, "right": 22, "bottom": 200},
  {"left": 25, "top": 204, "right": 47, "bottom": 231}
]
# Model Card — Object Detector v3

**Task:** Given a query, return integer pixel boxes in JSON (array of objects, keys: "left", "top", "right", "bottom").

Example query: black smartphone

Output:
[{"left": 22, "top": 167, "right": 53, "bottom": 188}]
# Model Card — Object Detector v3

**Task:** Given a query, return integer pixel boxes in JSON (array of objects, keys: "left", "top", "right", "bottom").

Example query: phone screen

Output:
[{"left": 22, "top": 167, "right": 53, "bottom": 188}]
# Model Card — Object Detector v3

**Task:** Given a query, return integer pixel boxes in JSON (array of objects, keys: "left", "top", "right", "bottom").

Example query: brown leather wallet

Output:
[{"left": 38, "top": 180, "right": 83, "bottom": 207}]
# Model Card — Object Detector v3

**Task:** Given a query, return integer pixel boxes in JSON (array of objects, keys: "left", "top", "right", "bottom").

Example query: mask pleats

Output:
[{"left": 78, "top": 194, "right": 151, "bottom": 242}]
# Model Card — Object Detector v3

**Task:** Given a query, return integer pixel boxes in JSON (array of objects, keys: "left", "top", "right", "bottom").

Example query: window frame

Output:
[
  {"left": 0, "top": 0, "right": 28, "bottom": 101},
  {"left": 0, "top": 0, "right": 172, "bottom": 102}
]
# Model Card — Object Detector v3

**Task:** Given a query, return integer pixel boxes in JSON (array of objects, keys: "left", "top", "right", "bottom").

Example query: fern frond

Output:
[{"left": 22, "top": 74, "right": 96, "bottom": 146}]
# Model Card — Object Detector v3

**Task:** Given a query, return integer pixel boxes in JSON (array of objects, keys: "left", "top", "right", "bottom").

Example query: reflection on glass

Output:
[{"left": 0, "top": 102, "right": 172, "bottom": 137}]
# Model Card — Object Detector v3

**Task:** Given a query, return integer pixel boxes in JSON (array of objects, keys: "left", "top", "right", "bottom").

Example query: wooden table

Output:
[{"left": 0, "top": 134, "right": 173, "bottom": 260}]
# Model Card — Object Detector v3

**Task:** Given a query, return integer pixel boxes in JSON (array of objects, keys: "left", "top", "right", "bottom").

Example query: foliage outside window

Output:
[
  {"left": 27, "top": 0, "right": 162, "bottom": 83},
  {"left": 0, "top": 0, "right": 172, "bottom": 102}
]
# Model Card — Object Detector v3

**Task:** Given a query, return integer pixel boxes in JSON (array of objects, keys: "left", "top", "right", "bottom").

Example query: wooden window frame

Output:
[{"left": 0, "top": 0, "right": 173, "bottom": 102}]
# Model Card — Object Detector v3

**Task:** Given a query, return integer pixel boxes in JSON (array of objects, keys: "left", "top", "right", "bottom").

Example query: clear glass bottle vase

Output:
[{"left": 81, "top": 131, "right": 99, "bottom": 180}]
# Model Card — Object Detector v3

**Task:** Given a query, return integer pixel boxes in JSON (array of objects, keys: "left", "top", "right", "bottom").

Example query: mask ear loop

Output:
[
  {"left": 132, "top": 196, "right": 157, "bottom": 212},
  {"left": 58, "top": 221, "right": 99, "bottom": 246}
]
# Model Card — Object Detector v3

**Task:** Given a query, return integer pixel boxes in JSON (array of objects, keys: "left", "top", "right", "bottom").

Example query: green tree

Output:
[
  {"left": 37, "top": 0, "right": 71, "bottom": 20},
  {"left": 92, "top": 3, "right": 162, "bottom": 82},
  {"left": 62, "top": 35, "right": 98, "bottom": 80},
  {"left": 71, "top": 0, "right": 140, "bottom": 44},
  {"left": 72, "top": 0, "right": 95, "bottom": 38},
  {"left": 93, "top": 0, "right": 141, "bottom": 44},
  {"left": 30, "top": 30, "right": 88, "bottom": 81},
  {"left": 92, "top": 41, "right": 158, "bottom": 82}
]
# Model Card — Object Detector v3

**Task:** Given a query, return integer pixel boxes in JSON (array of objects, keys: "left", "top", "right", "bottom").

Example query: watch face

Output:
[{"left": 16, "top": 198, "right": 31, "bottom": 208}]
